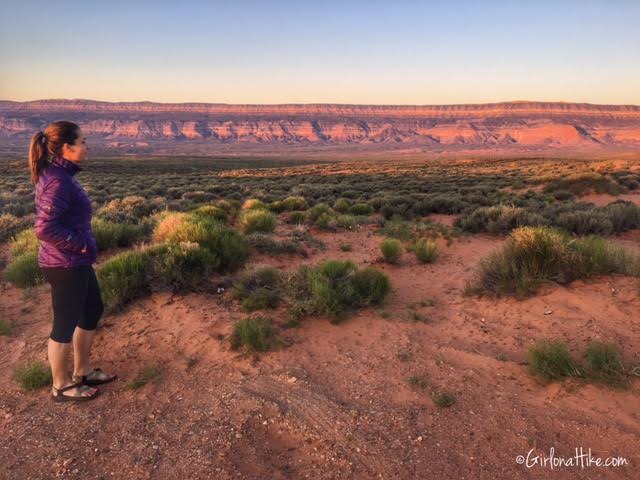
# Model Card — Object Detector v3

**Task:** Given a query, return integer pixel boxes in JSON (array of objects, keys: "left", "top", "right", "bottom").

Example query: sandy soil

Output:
[{"left": 1, "top": 222, "right": 639, "bottom": 480}]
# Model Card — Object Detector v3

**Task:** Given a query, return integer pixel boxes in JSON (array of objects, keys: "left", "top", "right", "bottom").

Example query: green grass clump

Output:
[
  {"left": 127, "top": 364, "right": 163, "bottom": 390},
  {"left": 306, "top": 203, "right": 332, "bottom": 223},
  {"left": 333, "top": 198, "right": 351, "bottom": 213},
  {"left": 335, "top": 215, "right": 357, "bottom": 230},
  {"left": 432, "top": 391, "right": 456, "bottom": 408},
  {"left": 92, "top": 217, "right": 151, "bottom": 250},
  {"left": 584, "top": 341, "right": 628, "bottom": 388},
  {"left": 454, "top": 205, "right": 546, "bottom": 234},
  {"left": 238, "top": 209, "right": 276, "bottom": 234},
  {"left": 543, "top": 172, "right": 624, "bottom": 196},
  {"left": 153, "top": 214, "right": 249, "bottom": 273},
  {"left": 413, "top": 238, "right": 439, "bottom": 263},
  {"left": 281, "top": 196, "right": 308, "bottom": 211},
  {"left": 148, "top": 242, "right": 219, "bottom": 291},
  {"left": 191, "top": 204, "right": 229, "bottom": 223},
  {"left": 233, "top": 267, "right": 285, "bottom": 311},
  {"left": 246, "top": 233, "right": 305, "bottom": 256},
  {"left": 351, "top": 267, "right": 391, "bottom": 306},
  {"left": 3, "top": 252, "right": 43, "bottom": 288},
  {"left": 287, "top": 211, "right": 306, "bottom": 225},
  {"left": 0, "top": 318, "right": 13, "bottom": 336},
  {"left": 527, "top": 340, "right": 582, "bottom": 382},
  {"left": 231, "top": 317, "right": 274, "bottom": 352},
  {"left": 14, "top": 361, "right": 52, "bottom": 390},
  {"left": 242, "top": 198, "right": 267, "bottom": 211},
  {"left": 97, "top": 249, "right": 152, "bottom": 311},
  {"left": 467, "top": 226, "right": 640, "bottom": 296},
  {"left": 299, "top": 260, "right": 391, "bottom": 322},
  {"left": 407, "top": 375, "right": 427, "bottom": 388},
  {"left": 380, "top": 238, "right": 403, "bottom": 264},
  {"left": 349, "top": 203, "right": 372, "bottom": 215},
  {"left": 9, "top": 228, "right": 39, "bottom": 257}
]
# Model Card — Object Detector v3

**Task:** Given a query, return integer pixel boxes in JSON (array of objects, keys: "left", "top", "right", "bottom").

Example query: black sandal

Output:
[
  {"left": 52, "top": 382, "right": 100, "bottom": 402},
  {"left": 74, "top": 367, "right": 117, "bottom": 386}
]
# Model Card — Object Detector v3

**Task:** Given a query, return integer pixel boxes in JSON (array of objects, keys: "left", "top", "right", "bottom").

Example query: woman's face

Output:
[{"left": 62, "top": 129, "right": 88, "bottom": 164}]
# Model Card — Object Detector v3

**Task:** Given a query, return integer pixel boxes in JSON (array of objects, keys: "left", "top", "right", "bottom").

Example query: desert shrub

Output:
[
  {"left": 92, "top": 218, "right": 152, "bottom": 250},
  {"left": 313, "top": 212, "right": 336, "bottom": 231},
  {"left": 351, "top": 267, "right": 391, "bottom": 306},
  {"left": 287, "top": 211, "right": 306, "bottom": 225},
  {"left": 467, "top": 226, "right": 640, "bottom": 296},
  {"left": 3, "top": 252, "right": 43, "bottom": 288},
  {"left": 231, "top": 317, "right": 274, "bottom": 352},
  {"left": 554, "top": 210, "right": 613, "bottom": 236},
  {"left": 599, "top": 201, "right": 640, "bottom": 233},
  {"left": 454, "top": 205, "right": 546, "bottom": 234},
  {"left": 281, "top": 196, "right": 308, "bottom": 211},
  {"left": 380, "top": 238, "right": 403, "bottom": 264},
  {"left": 301, "top": 260, "right": 390, "bottom": 321},
  {"left": 306, "top": 203, "right": 332, "bottom": 223},
  {"left": 333, "top": 198, "right": 351, "bottom": 213},
  {"left": 246, "top": 233, "right": 306, "bottom": 256},
  {"left": 335, "top": 215, "right": 357, "bottom": 230},
  {"left": 0, "top": 214, "right": 33, "bottom": 243},
  {"left": 340, "top": 244, "right": 352, "bottom": 252},
  {"left": 151, "top": 212, "right": 189, "bottom": 244},
  {"left": 543, "top": 172, "right": 623, "bottom": 196},
  {"left": 0, "top": 213, "right": 33, "bottom": 242},
  {"left": 98, "top": 195, "right": 166, "bottom": 223},
  {"left": 191, "top": 204, "right": 229, "bottom": 223},
  {"left": 415, "top": 195, "right": 469, "bottom": 215},
  {"left": 233, "top": 266, "right": 285, "bottom": 311},
  {"left": 584, "top": 341, "right": 627, "bottom": 387},
  {"left": 9, "top": 228, "right": 39, "bottom": 257},
  {"left": 413, "top": 238, "right": 439, "bottom": 263},
  {"left": 552, "top": 190, "right": 575, "bottom": 201},
  {"left": 0, "top": 318, "right": 13, "bottom": 336},
  {"left": 349, "top": 203, "right": 372, "bottom": 215},
  {"left": 14, "top": 360, "right": 52, "bottom": 390},
  {"left": 182, "top": 190, "right": 214, "bottom": 203},
  {"left": 527, "top": 339, "right": 581, "bottom": 382},
  {"left": 148, "top": 242, "right": 219, "bottom": 291},
  {"left": 97, "top": 249, "right": 152, "bottom": 311},
  {"left": 241, "top": 198, "right": 267, "bottom": 210},
  {"left": 153, "top": 214, "right": 248, "bottom": 272},
  {"left": 432, "top": 392, "right": 456, "bottom": 408},
  {"left": 238, "top": 209, "right": 276, "bottom": 234}
]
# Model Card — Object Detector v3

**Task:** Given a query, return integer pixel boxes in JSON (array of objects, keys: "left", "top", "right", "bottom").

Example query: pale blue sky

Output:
[{"left": 1, "top": 0, "right": 638, "bottom": 104}]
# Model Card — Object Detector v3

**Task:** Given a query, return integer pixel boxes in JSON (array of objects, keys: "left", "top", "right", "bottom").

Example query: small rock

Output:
[{"left": 544, "top": 309, "right": 553, "bottom": 315}]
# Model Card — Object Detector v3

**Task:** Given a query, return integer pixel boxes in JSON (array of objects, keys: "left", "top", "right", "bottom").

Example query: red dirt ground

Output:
[{"left": 1, "top": 219, "right": 639, "bottom": 479}]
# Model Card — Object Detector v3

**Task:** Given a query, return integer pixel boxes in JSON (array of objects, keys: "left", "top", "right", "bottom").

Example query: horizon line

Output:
[{"left": 2, "top": 98, "right": 640, "bottom": 108}]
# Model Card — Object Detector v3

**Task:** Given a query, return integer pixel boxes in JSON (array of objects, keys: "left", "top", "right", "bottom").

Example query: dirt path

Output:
[{"left": 1, "top": 224, "right": 638, "bottom": 479}]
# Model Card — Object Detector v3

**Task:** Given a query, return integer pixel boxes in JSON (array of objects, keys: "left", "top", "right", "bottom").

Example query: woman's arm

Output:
[{"left": 35, "top": 177, "right": 87, "bottom": 253}]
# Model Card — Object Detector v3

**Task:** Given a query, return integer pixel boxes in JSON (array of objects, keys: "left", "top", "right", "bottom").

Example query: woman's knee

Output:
[{"left": 50, "top": 323, "right": 75, "bottom": 343}]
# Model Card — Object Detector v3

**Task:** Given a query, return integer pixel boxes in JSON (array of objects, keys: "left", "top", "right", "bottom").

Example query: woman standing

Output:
[{"left": 29, "top": 121, "right": 116, "bottom": 402}]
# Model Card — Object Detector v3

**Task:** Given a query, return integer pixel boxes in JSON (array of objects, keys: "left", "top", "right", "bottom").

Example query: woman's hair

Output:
[{"left": 28, "top": 120, "right": 80, "bottom": 184}]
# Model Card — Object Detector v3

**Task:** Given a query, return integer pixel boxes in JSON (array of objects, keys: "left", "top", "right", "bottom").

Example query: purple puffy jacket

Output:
[{"left": 34, "top": 156, "right": 97, "bottom": 268}]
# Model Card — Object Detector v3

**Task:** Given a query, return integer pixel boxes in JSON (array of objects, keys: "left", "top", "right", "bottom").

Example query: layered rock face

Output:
[{"left": 1, "top": 99, "right": 639, "bottom": 152}]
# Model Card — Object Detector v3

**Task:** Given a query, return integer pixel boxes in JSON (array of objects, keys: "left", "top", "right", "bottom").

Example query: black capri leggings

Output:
[{"left": 41, "top": 265, "right": 104, "bottom": 343}]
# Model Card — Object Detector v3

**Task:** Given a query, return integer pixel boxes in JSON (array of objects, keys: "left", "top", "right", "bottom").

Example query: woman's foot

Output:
[
  {"left": 73, "top": 367, "right": 117, "bottom": 386},
  {"left": 52, "top": 382, "right": 99, "bottom": 402}
]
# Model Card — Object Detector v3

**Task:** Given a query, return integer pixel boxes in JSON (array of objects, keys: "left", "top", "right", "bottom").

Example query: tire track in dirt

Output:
[{"left": 239, "top": 374, "right": 408, "bottom": 479}]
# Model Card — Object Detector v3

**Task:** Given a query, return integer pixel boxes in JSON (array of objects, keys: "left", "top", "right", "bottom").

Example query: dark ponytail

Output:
[{"left": 28, "top": 120, "right": 80, "bottom": 184}]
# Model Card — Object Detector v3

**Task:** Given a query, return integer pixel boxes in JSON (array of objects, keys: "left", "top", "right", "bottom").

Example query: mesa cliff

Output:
[{"left": 1, "top": 99, "right": 639, "bottom": 155}]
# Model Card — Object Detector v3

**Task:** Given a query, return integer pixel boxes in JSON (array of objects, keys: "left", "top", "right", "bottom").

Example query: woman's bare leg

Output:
[
  {"left": 48, "top": 337, "right": 96, "bottom": 397},
  {"left": 72, "top": 326, "right": 95, "bottom": 377}
]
